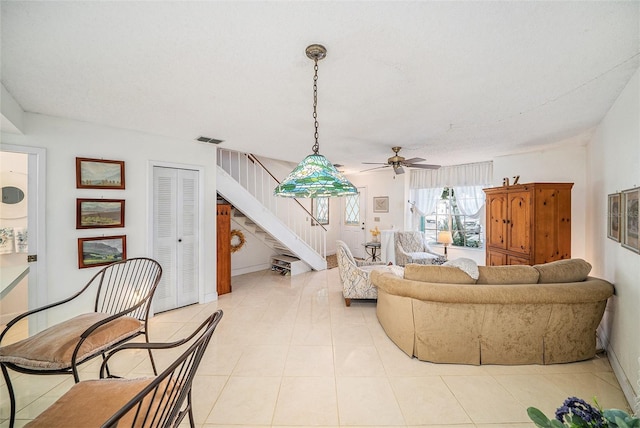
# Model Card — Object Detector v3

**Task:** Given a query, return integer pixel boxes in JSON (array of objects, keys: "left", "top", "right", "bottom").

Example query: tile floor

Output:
[{"left": 0, "top": 267, "right": 632, "bottom": 427}]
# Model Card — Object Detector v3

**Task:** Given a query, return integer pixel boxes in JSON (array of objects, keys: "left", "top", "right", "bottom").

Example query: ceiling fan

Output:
[{"left": 361, "top": 146, "right": 441, "bottom": 175}]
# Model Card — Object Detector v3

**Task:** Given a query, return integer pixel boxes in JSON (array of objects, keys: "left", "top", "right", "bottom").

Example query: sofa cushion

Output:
[
  {"left": 534, "top": 259, "right": 592, "bottom": 283},
  {"left": 477, "top": 265, "right": 540, "bottom": 284},
  {"left": 404, "top": 264, "right": 476, "bottom": 284}
]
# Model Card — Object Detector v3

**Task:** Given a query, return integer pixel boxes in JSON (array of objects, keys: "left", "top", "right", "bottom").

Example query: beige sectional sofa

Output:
[{"left": 370, "top": 259, "right": 614, "bottom": 365}]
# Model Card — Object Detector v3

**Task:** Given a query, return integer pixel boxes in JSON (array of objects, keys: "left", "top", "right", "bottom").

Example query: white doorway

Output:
[
  {"left": 152, "top": 165, "right": 200, "bottom": 313},
  {"left": 340, "top": 187, "right": 367, "bottom": 259},
  {"left": 0, "top": 145, "right": 47, "bottom": 334}
]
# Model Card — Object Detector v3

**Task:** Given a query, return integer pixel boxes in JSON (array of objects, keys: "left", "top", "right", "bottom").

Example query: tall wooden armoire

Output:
[
  {"left": 483, "top": 182, "right": 573, "bottom": 266},
  {"left": 216, "top": 203, "right": 232, "bottom": 295}
]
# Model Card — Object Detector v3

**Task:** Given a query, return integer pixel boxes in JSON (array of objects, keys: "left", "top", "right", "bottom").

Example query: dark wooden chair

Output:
[
  {"left": 0, "top": 257, "right": 163, "bottom": 428},
  {"left": 24, "top": 309, "right": 223, "bottom": 428}
]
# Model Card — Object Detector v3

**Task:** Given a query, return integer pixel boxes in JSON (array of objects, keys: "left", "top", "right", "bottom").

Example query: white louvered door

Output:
[{"left": 153, "top": 166, "right": 199, "bottom": 313}]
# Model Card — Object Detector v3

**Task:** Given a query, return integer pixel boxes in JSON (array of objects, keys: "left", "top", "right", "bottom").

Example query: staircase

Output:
[{"left": 216, "top": 148, "right": 327, "bottom": 271}]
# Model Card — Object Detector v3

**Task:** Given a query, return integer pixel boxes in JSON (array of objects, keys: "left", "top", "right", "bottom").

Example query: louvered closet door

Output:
[{"left": 153, "top": 166, "right": 199, "bottom": 313}]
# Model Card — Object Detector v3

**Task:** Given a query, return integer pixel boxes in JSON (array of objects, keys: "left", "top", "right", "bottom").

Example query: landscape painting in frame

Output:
[
  {"left": 76, "top": 157, "right": 125, "bottom": 189},
  {"left": 622, "top": 187, "right": 639, "bottom": 253},
  {"left": 78, "top": 235, "right": 126, "bottom": 268},
  {"left": 607, "top": 193, "right": 621, "bottom": 242},
  {"left": 77, "top": 199, "right": 125, "bottom": 229}
]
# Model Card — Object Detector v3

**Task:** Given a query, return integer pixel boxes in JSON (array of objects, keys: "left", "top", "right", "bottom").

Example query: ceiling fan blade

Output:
[
  {"left": 406, "top": 163, "right": 441, "bottom": 170},
  {"left": 360, "top": 165, "right": 390, "bottom": 173},
  {"left": 402, "top": 157, "right": 426, "bottom": 164},
  {"left": 393, "top": 165, "right": 405, "bottom": 175},
  {"left": 361, "top": 162, "right": 388, "bottom": 165}
]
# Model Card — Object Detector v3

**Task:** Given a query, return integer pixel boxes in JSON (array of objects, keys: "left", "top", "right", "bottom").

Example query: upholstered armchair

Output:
[
  {"left": 394, "top": 231, "right": 441, "bottom": 266},
  {"left": 336, "top": 240, "right": 386, "bottom": 306}
]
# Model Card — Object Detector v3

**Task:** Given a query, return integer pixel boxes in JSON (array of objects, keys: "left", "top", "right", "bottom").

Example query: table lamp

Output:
[{"left": 437, "top": 231, "right": 453, "bottom": 259}]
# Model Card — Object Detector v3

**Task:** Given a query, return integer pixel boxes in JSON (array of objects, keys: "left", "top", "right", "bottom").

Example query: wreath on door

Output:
[{"left": 230, "top": 229, "right": 246, "bottom": 253}]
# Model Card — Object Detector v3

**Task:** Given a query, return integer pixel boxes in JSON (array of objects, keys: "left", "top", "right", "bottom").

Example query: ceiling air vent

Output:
[{"left": 196, "top": 136, "right": 224, "bottom": 144}]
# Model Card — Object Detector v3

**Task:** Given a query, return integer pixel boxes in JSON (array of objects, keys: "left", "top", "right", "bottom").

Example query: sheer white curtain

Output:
[
  {"left": 453, "top": 186, "right": 486, "bottom": 218},
  {"left": 409, "top": 161, "right": 493, "bottom": 227},
  {"left": 409, "top": 187, "right": 443, "bottom": 230}
]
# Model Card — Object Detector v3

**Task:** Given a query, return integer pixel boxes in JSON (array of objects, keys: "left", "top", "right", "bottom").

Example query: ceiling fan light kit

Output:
[
  {"left": 274, "top": 44, "right": 357, "bottom": 198},
  {"left": 361, "top": 146, "right": 441, "bottom": 175}
]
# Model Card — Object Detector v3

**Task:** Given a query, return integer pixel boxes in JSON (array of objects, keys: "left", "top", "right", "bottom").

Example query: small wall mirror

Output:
[{"left": 2, "top": 186, "right": 25, "bottom": 205}]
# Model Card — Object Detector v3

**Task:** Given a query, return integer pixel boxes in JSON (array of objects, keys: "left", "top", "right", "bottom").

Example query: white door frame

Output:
[
  {"left": 148, "top": 160, "right": 205, "bottom": 311},
  {"left": 1, "top": 144, "right": 47, "bottom": 333}
]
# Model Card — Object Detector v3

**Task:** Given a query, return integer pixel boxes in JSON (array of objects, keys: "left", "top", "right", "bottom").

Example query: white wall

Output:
[
  {"left": 230, "top": 218, "right": 274, "bottom": 276},
  {"left": 587, "top": 68, "right": 640, "bottom": 409},
  {"left": 492, "top": 143, "right": 588, "bottom": 260},
  {"left": 1, "top": 113, "right": 219, "bottom": 324}
]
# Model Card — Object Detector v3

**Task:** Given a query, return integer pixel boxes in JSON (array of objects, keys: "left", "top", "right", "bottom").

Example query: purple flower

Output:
[{"left": 555, "top": 397, "right": 605, "bottom": 427}]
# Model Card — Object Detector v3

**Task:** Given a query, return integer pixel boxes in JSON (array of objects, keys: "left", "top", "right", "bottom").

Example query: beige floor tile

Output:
[
  {"left": 205, "top": 376, "right": 280, "bottom": 425},
  {"left": 390, "top": 376, "right": 472, "bottom": 425},
  {"left": 272, "top": 377, "right": 339, "bottom": 426},
  {"left": 334, "top": 344, "right": 386, "bottom": 377},
  {"left": 291, "top": 322, "right": 333, "bottom": 345},
  {"left": 332, "top": 323, "right": 374, "bottom": 346},
  {"left": 542, "top": 372, "right": 631, "bottom": 412},
  {"left": 190, "top": 375, "right": 228, "bottom": 424},
  {"left": 336, "top": 377, "right": 405, "bottom": 426},
  {"left": 196, "top": 344, "right": 245, "bottom": 376},
  {"left": 493, "top": 374, "right": 568, "bottom": 417},
  {"left": 442, "top": 375, "right": 531, "bottom": 424},
  {"left": 284, "top": 345, "right": 335, "bottom": 376},
  {"left": 231, "top": 344, "right": 288, "bottom": 376}
]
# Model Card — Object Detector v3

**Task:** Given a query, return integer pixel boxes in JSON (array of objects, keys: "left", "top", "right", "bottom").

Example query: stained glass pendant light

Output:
[{"left": 274, "top": 44, "right": 357, "bottom": 198}]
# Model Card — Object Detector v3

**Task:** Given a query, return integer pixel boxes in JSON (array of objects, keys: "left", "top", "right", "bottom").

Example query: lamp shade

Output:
[
  {"left": 437, "top": 230, "right": 453, "bottom": 245},
  {"left": 274, "top": 154, "right": 358, "bottom": 198}
]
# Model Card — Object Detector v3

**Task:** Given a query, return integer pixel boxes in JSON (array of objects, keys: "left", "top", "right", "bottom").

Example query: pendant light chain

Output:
[{"left": 312, "top": 59, "right": 320, "bottom": 155}]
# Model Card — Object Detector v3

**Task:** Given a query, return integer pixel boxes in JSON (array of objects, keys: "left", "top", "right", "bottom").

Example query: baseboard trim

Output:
[
  {"left": 599, "top": 325, "right": 637, "bottom": 412},
  {"left": 232, "top": 263, "right": 271, "bottom": 277}
]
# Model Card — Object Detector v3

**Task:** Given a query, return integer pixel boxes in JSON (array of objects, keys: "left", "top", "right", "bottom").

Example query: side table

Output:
[{"left": 364, "top": 242, "right": 381, "bottom": 262}]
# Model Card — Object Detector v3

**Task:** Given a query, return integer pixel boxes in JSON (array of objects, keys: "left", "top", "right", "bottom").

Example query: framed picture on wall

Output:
[
  {"left": 76, "top": 157, "right": 125, "bottom": 189},
  {"left": 76, "top": 199, "right": 125, "bottom": 229},
  {"left": 373, "top": 196, "right": 389, "bottom": 213},
  {"left": 78, "top": 235, "right": 127, "bottom": 268},
  {"left": 621, "top": 187, "right": 639, "bottom": 253},
  {"left": 607, "top": 193, "right": 621, "bottom": 242}
]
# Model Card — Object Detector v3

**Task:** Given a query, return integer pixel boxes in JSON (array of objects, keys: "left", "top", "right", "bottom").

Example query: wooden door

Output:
[
  {"left": 216, "top": 204, "right": 231, "bottom": 295},
  {"left": 486, "top": 193, "right": 507, "bottom": 250},
  {"left": 507, "top": 190, "right": 532, "bottom": 256}
]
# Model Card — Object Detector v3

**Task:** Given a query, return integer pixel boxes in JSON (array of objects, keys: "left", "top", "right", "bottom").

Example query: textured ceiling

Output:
[{"left": 1, "top": 1, "right": 638, "bottom": 173}]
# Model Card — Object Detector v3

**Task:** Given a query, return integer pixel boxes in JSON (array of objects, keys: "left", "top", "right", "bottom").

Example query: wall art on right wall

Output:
[
  {"left": 607, "top": 192, "right": 621, "bottom": 242},
  {"left": 621, "top": 186, "right": 639, "bottom": 254}
]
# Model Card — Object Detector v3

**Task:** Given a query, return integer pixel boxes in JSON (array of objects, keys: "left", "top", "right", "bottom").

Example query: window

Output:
[
  {"left": 344, "top": 194, "right": 359, "bottom": 225},
  {"left": 312, "top": 198, "right": 329, "bottom": 225},
  {"left": 419, "top": 187, "right": 484, "bottom": 248}
]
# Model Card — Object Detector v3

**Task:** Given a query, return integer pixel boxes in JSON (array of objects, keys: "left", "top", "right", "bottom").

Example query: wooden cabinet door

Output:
[
  {"left": 533, "top": 187, "right": 572, "bottom": 263},
  {"left": 507, "top": 190, "right": 532, "bottom": 255},
  {"left": 216, "top": 204, "right": 231, "bottom": 295},
  {"left": 487, "top": 250, "right": 507, "bottom": 266},
  {"left": 507, "top": 254, "right": 531, "bottom": 265},
  {"left": 486, "top": 193, "right": 507, "bottom": 250}
]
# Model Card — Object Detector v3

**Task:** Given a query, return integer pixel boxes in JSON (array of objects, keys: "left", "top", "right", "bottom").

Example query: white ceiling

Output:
[{"left": 1, "top": 1, "right": 638, "bottom": 173}]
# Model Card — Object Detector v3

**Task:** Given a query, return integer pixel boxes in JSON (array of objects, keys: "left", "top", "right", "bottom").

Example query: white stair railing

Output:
[{"left": 217, "top": 148, "right": 326, "bottom": 258}]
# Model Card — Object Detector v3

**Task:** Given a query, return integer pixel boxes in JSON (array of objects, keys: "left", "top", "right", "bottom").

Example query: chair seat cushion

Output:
[
  {"left": 25, "top": 378, "right": 154, "bottom": 427},
  {"left": 408, "top": 252, "right": 437, "bottom": 261},
  {"left": 0, "top": 313, "right": 143, "bottom": 370}
]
